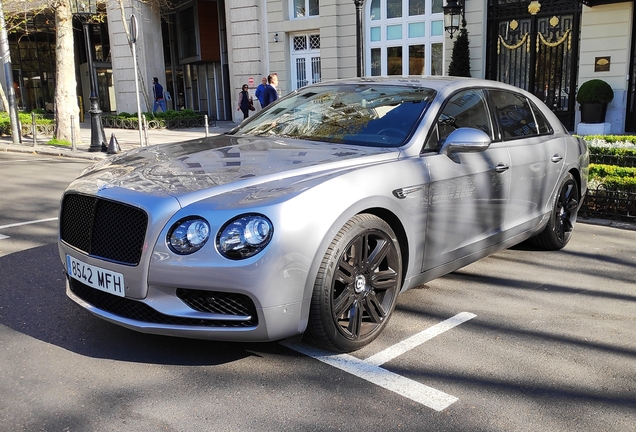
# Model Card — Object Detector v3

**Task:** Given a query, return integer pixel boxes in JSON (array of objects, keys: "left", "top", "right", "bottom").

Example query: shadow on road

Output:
[{"left": 0, "top": 243, "right": 286, "bottom": 365}]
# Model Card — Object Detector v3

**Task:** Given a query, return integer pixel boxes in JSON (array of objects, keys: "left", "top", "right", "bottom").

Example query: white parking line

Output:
[
  {"left": 282, "top": 312, "right": 476, "bottom": 411},
  {"left": 282, "top": 340, "right": 459, "bottom": 411},
  {"left": 0, "top": 217, "right": 58, "bottom": 240},
  {"left": 0, "top": 218, "right": 58, "bottom": 230},
  {"left": 365, "top": 312, "right": 477, "bottom": 367}
]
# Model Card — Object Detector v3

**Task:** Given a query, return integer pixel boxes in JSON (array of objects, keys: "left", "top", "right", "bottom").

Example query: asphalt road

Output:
[{"left": 1, "top": 152, "right": 635, "bottom": 432}]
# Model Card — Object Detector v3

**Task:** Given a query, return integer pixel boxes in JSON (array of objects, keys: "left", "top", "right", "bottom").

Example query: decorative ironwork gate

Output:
[{"left": 487, "top": 0, "right": 582, "bottom": 130}]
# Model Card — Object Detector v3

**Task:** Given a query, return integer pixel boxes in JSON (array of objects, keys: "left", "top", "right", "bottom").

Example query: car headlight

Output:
[
  {"left": 217, "top": 214, "right": 273, "bottom": 260},
  {"left": 167, "top": 217, "right": 210, "bottom": 255}
]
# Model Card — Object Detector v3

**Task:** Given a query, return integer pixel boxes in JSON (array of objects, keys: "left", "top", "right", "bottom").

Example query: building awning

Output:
[{"left": 581, "top": 0, "right": 633, "bottom": 7}]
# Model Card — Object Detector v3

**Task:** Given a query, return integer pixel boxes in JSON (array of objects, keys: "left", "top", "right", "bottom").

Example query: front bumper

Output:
[{"left": 66, "top": 275, "right": 308, "bottom": 342}]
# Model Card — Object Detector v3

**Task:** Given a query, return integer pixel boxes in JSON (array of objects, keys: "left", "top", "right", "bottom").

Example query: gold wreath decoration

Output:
[
  {"left": 497, "top": 33, "right": 530, "bottom": 54},
  {"left": 537, "top": 29, "right": 571, "bottom": 51}
]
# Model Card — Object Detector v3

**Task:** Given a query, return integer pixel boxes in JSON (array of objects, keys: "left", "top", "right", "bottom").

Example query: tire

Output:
[
  {"left": 306, "top": 214, "right": 403, "bottom": 352},
  {"left": 530, "top": 172, "right": 580, "bottom": 250}
]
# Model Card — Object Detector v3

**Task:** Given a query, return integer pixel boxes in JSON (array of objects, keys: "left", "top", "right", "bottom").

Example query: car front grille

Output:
[
  {"left": 60, "top": 193, "right": 148, "bottom": 265},
  {"left": 69, "top": 279, "right": 258, "bottom": 327}
]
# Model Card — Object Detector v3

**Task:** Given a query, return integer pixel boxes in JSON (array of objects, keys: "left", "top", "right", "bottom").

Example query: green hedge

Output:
[
  {"left": 588, "top": 163, "right": 636, "bottom": 192},
  {"left": 583, "top": 135, "right": 636, "bottom": 145},
  {"left": 585, "top": 137, "right": 636, "bottom": 168},
  {"left": 588, "top": 146, "right": 636, "bottom": 158},
  {"left": 102, "top": 109, "right": 206, "bottom": 130},
  {"left": 0, "top": 111, "right": 54, "bottom": 136},
  {"left": 589, "top": 164, "right": 636, "bottom": 178}
]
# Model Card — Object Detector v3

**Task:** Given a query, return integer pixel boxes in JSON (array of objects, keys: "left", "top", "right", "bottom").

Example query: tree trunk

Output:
[{"left": 54, "top": 0, "right": 82, "bottom": 142}]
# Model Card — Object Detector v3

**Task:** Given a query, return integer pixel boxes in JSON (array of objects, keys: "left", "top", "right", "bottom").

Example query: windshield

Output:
[{"left": 231, "top": 84, "right": 435, "bottom": 148}]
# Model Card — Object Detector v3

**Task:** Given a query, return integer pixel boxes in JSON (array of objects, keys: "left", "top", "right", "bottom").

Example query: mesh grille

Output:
[
  {"left": 60, "top": 193, "right": 148, "bottom": 265},
  {"left": 69, "top": 279, "right": 258, "bottom": 327},
  {"left": 177, "top": 289, "right": 257, "bottom": 318}
]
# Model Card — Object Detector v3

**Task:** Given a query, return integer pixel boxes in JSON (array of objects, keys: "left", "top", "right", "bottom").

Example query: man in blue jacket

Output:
[
  {"left": 152, "top": 77, "right": 166, "bottom": 113},
  {"left": 261, "top": 73, "right": 279, "bottom": 108},
  {"left": 255, "top": 77, "right": 267, "bottom": 108}
]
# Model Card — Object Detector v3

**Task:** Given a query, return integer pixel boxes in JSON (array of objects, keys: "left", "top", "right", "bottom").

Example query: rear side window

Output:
[
  {"left": 489, "top": 90, "right": 541, "bottom": 140},
  {"left": 530, "top": 102, "right": 553, "bottom": 134}
]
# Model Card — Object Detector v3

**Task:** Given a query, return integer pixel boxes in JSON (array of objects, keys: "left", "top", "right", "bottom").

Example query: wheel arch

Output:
[
  {"left": 358, "top": 207, "right": 409, "bottom": 286},
  {"left": 568, "top": 167, "right": 581, "bottom": 194}
]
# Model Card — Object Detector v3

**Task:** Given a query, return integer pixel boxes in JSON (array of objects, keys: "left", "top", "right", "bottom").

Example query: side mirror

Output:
[{"left": 440, "top": 128, "right": 492, "bottom": 156}]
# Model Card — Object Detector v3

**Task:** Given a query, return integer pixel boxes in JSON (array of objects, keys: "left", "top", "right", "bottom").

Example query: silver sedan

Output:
[{"left": 58, "top": 77, "right": 588, "bottom": 352}]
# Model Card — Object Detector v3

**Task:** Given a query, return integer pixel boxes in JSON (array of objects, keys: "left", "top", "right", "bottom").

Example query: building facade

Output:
[{"left": 5, "top": 0, "right": 636, "bottom": 134}]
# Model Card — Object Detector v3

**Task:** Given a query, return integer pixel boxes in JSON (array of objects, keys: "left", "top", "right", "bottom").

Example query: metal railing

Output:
[
  {"left": 581, "top": 185, "right": 636, "bottom": 220},
  {"left": 101, "top": 115, "right": 214, "bottom": 130}
]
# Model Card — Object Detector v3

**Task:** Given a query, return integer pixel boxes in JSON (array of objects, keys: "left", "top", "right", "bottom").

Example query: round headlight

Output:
[
  {"left": 167, "top": 217, "right": 210, "bottom": 255},
  {"left": 217, "top": 214, "right": 273, "bottom": 260}
]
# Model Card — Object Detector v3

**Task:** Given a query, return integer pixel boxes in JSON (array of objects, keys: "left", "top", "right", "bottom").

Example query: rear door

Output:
[{"left": 487, "top": 89, "right": 566, "bottom": 234}]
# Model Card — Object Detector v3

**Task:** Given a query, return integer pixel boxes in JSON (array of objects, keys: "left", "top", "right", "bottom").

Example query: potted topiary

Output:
[{"left": 576, "top": 79, "right": 614, "bottom": 123}]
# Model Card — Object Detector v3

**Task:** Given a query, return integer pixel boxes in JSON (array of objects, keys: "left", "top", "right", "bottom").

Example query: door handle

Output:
[
  {"left": 551, "top": 154, "right": 563, "bottom": 163},
  {"left": 495, "top": 163, "right": 509, "bottom": 173}
]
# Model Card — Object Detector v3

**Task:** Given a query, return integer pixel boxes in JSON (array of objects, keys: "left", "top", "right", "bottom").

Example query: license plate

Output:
[{"left": 66, "top": 255, "right": 125, "bottom": 297}]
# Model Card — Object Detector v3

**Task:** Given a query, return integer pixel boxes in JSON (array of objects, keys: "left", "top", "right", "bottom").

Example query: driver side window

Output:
[{"left": 424, "top": 89, "right": 492, "bottom": 151}]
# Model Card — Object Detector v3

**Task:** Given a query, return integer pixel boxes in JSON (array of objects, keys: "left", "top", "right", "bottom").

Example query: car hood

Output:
[{"left": 71, "top": 134, "right": 397, "bottom": 205}]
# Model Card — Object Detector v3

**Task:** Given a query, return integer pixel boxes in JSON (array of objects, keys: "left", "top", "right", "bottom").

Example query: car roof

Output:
[
  {"left": 307, "top": 76, "right": 525, "bottom": 94},
  {"left": 308, "top": 76, "right": 567, "bottom": 135}
]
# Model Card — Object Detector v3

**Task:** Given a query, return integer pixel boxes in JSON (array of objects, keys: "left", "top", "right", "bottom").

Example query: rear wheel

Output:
[
  {"left": 306, "top": 214, "right": 402, "bottom": 352},
  {"left": 530, "top": 173, "right": 580, "bottom": 250}
]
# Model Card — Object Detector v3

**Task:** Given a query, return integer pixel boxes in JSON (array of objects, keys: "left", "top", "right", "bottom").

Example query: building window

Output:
[
  {"left": 291, "top": 34, "right": 321, "bottom": 89},
  {"left": 292, "top": 0, "right": 319, "bottom": 18},
  {"left": 367, "top": 0, "right": 444, "bottom": 76}
]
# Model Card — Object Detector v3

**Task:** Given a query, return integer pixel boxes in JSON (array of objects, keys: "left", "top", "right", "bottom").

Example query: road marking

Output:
[
  {"left": 282, "top": 312, "right": 476, "bottom": 411},
  {"left": 0, "top": 217, "right": 58, "bottom": 240},
  {"left": 0, "top": 217, "right": 58, "bottom": 230},
  {"left": 365, "top": 312, "right": 477, "bottom": 367},
  {"left": 282, "top": 340, "right": 458, "bottom": 411}
]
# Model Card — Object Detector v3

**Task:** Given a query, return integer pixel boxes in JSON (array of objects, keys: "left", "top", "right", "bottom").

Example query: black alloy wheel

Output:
[
  {"left": 531, "top": 172, "right": 580, "bottom": 250},
  {"left": 307, "top": 214, "right": 402, "bottom": 352}
]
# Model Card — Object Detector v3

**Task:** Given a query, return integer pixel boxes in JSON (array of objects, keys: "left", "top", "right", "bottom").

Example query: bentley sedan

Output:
[{"left": 58, "top": 77, "right": 588, "bottom": 352}]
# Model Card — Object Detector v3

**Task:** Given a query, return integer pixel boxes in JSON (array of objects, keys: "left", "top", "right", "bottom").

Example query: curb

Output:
[
  {"left": 579, "top": 216, "right": 636, "bottom": 231},
  {"left": 0, "top": 143, "right": 108, "bottom": 160}
]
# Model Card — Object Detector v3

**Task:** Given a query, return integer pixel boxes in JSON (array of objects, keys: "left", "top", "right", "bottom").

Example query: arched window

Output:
[{"left": 367, "top": 0, "right": 444, "bottom": 76}]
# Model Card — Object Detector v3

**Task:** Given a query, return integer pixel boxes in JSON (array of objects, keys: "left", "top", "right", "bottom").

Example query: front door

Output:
[
  {"left": 487, "top": 0, "right": 582, "bottom": 131},
  {"left": 422, "top": 89, "right": 510, "bottom": 272}
]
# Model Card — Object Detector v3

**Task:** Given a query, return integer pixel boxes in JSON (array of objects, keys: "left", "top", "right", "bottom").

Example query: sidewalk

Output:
[{"left": 0, "top": 119, "right": 237, "bottom": 161}]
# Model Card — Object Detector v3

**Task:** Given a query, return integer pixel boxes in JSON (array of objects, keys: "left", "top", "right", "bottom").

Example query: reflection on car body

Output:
[{"left": 58, "top": 77, "right": 588, "bottom": 353}]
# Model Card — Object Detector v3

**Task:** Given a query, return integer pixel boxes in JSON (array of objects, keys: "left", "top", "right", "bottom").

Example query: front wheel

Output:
[
  {"left": 530, "top": 172, "right": 580, "bottom": 250},
  {"left": 306, "top": 214, "right": 403, "bottom": 352}
]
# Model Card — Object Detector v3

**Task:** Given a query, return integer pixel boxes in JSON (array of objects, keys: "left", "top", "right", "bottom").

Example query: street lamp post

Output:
[
  {"left": 70, "top": 0, "right": 107, "bottom": 152},
  {"left": 354, "top": 0, "right": 364, "bottom": 77}
]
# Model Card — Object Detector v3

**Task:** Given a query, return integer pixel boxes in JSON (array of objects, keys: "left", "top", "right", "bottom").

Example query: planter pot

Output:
[{"left": 580, "top": 102, "right": 608, "bottom": 124}]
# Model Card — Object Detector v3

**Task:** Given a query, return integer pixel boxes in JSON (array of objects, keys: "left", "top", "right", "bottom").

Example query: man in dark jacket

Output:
[
  {"left": 261, "top": 73, "right": 279, "bottom": 108},
  {"left": 152, "top": 77, "right": 166, "bottom": 113}
]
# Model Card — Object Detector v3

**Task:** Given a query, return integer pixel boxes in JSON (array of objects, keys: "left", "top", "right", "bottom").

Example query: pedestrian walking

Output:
[
  {"left": 152, "top": 77, "right": 167, "bottom": 113},
  {"left": 255, "top": 77, "right": 267, "bottom": 108},
  {"left": 237, "top": 84, "right": 253, "bottom": 120},
  {"left": 261, "top": 73, "right": 279, "bottom": 108}
]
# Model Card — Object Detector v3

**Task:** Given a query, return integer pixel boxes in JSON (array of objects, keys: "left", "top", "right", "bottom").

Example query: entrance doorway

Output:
[{"left": 487, "top": 0, "right": 582, "bottom": 130}]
